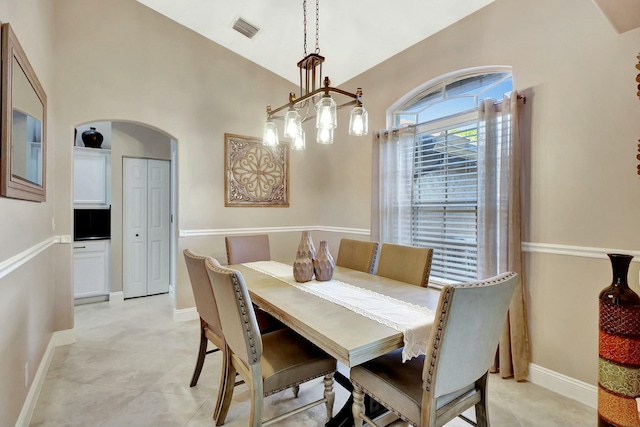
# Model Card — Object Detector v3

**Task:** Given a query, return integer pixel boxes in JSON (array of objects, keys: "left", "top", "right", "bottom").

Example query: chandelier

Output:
[{"left": 262, "top": 0, "right": 368, "bottom": 149}]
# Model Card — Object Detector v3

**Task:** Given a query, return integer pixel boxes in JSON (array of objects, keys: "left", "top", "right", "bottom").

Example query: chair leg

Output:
[
  {"left": 475, "top": 372, "right": 490, "bottom": 427},
  {"left": 352, "top": 384, "right": 366, "bottom": 427},
  {"left": 292, "top": 385, "right": 300, "bottom": 398},
  {"left": 216, "top": 348, "right": 236, "bottom": 426},
  {"left": 190, "top": 320, "right": 208, "bottom": 387},
  {"left": 212, "top": 343, "right": 229, "bottom": 422},
  {"left": 249, "top": 364, "right": 264, "bottom": 427},
  {"left": 324, "top": 374, "right": 335, "bottom": 421}
]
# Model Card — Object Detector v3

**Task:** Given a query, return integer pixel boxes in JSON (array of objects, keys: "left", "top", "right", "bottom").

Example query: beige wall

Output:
[
  {"left": 0, "top": 0, "right": 56, "bottom": 425},
  {"left": 346, "top": 0, "right": 640, "bottom": 385}
]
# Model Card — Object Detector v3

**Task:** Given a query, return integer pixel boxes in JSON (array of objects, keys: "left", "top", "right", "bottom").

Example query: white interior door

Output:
[
  {"left": 123, "top": 158, "right": 148, "bottom": 298},
  {"left": 123, "top": 158, "right": 171, "bottom": 298},
  {"left": 146, "top": 160, "right": 170, "bottom": 295}
]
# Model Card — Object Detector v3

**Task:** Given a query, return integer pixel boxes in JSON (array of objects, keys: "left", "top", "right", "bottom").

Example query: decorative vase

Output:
[
  {"left": 597, "top": 253, "right": 640, "bottom": 427},
  {"left": 293, "top": 231, "right": 316, "bottom": 282},
  {"left": 296, "top": 230, "right": 316, "bottom": 260},
  {"left": 313, "top": 240, "right": 334, "bottom": 281},
  {"left": 293, "top": 256, "right": 314, "bottom": 283},
  {"left": 81, "top": 127, "right": 104, "bottom": 148}
]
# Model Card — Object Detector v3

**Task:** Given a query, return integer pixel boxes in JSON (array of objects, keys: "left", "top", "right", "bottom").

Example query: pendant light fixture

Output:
[{"left": 262, "top": 0, "right": 368, "bottom": 147}]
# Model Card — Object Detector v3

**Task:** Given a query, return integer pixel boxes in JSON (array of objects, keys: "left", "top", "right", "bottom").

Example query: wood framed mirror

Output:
[{"left": 1, "top": 22, "right": 47, "bottom": 202}]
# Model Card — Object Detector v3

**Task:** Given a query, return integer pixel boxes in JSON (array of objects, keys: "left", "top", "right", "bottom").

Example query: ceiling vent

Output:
[{"left": 232, "top": 17, "right": 260, "bottom": 39}]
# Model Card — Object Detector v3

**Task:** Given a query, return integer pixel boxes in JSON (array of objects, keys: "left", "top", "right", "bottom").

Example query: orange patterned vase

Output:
[{"left": 598, "top": 254, "right": 640, "bottom": 427}]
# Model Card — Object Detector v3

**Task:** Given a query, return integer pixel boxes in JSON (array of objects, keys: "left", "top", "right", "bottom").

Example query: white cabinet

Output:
[
  {"left": 74, "top": 147, "right": 111, "bottom": 205},
  {"left": 73, "top": 240, "right": 110, "bottom": 299}
]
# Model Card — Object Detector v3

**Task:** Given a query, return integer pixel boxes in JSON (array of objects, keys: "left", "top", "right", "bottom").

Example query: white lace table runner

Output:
[{"left": 242, "top": 260, "right": 435, "bottom": 362}]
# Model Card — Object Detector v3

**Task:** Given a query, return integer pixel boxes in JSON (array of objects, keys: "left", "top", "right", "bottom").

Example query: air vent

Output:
[{"left": 232, "top": 17, "right": 260, "bottom": 39}]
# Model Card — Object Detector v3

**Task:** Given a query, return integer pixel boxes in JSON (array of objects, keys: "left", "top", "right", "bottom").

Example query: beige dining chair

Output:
[
  {"left": 225, "top": 234, "right": 271, "bottom": 264},
  {"left": 205, "top": 257, "right": 337, "bottom": 427},
  {"left": 335, "top": 238, "right": 379, "bottom": 273},
  {"left": 183, "top": 249, "right": 230, "bottom": 421},
  {"left": 224, "top": 234, "right": 283, "bottom": 334},
  {"left": 350, "top": 272, "right": 518, "bottom": 427},
  {"left": 376, "top": 243, "right": 433, "bottom": 287}
]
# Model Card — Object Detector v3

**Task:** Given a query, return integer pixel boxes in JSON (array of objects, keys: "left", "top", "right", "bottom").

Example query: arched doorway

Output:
[{"left": 72, "top": 120, "right": 178, "bottom": 307}]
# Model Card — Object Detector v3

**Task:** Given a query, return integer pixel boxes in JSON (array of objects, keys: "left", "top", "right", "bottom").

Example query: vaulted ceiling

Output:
[{"left": 135, "top": 0, "right": 496, "bottom": 86}]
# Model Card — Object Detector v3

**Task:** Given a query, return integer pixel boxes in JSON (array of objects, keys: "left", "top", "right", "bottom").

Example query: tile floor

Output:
[{"left": 30, "top": 294, "right": 596, "bottom": 427}]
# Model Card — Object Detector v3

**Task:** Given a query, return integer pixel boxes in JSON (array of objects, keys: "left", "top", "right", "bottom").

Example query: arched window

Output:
[{"left": 383, "top": 69, "right": 513, "bottom": 283}]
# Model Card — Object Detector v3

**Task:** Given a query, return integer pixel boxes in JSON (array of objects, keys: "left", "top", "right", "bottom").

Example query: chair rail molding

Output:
[
  {"left": 178, "top": 232, "right": 640, "bottom": 262},
  {"left": 179, "top": 225, "right": 370, "bottom": 237},
  {"left": 0, "top": 235, "right": 61, "bottom": 280},
  {"left": 522, "top": 242, "right": 640, "bottom": 261}
]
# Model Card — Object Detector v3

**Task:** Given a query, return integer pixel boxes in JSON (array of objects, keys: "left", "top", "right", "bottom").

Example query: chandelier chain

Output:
[
  {"left": 315, "top": 0, "right": 320, "bottom": 53},
  {"left": 303, "top": 0, "right": 307, "bottom": 56}
]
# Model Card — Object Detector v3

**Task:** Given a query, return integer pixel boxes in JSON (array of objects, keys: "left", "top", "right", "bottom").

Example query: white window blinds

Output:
[{"left": 412, "top": 113, "right": 478, "bottom": 282}]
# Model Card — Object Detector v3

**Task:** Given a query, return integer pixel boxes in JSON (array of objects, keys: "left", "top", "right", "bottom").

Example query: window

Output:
[{"left": 386, "top": 70, "right": 513, "bottom": 284}]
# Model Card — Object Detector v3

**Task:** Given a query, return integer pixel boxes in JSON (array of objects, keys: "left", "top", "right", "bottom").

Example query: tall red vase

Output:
[{"left": 598, "top": 254, "right": 640, "bottom": 427}]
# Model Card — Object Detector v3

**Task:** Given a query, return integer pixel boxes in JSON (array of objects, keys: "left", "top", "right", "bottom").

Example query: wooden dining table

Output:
[{"left": 230, "top": 262, "right": 442, "bottom": 426}]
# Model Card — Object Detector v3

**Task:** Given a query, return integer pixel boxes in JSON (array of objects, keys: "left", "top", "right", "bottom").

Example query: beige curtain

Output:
[
  {"left": 371, "top": 127, "right": 416, "bottom": 244},
  {"left": 477, "top": 92, "right": 530, "bottom": 381}
]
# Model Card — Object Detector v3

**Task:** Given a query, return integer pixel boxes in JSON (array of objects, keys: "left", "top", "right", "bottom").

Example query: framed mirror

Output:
[{"left": 1, "top": 22, "right": 47, "bottom": 202}]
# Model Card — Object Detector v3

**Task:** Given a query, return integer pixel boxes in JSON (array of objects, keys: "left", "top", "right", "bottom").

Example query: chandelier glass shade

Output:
[
  {"left": 349, "top": 105, "right": 368, "bottom": 136},
  {"left": 291, "top": 131, "right": 306, "bottom": 150},
  {"left": 262, "top": 0, "right": 367, "bottom": 148},
  {"left": 315, "top": 95, "right": 337, "bottom": 130},
  {"left": 262, "top": 117, "right": 279, "bottom": 147},
  {"left": 316, "top": 127, "right": 333, "bottom": 145},
  {"left": 284, "top": 109, "right": 303, "bottom": 139}
]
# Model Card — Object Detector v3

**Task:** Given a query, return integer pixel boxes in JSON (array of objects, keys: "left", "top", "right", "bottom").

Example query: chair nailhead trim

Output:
[
  {"left": 425, "top": 287, "right": 451, "bottom": 393},
  {"left": 230, "top": 273, "right": 259, "bottom": 363},
  {"left": 369, "top": 245, "right": 379, "bottom": 274}
]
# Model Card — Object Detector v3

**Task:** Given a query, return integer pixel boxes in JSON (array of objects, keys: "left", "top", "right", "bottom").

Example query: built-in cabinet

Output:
[
  {"left": 73, "top": 146, "right": 111, "bottom": 301},
  {"left": 73, "top": 240, "right": 110, "bottom": 299},
  {"left": 73, "top": 147, "right": 111, "bottom": 206}
]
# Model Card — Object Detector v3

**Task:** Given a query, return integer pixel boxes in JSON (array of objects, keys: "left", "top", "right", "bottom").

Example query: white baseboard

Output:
[
  {"left": 54, "top": 328, "right": 76, "bottom": 347},
  {"left": 528, "top": 363, "right": 597, "bottom": 408},
  {"left": 173, "top": 306, "right": 198, "bottom": 323},
  {"left": 109, "top": 291, "right": 124, "bottom": 304},
  {"left": 15, "top": 328, "right": 75, "bottom": 427}
]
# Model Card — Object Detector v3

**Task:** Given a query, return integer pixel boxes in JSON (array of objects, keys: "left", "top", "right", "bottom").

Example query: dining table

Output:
[{"left": 230, "top": 261, "right": 442, "bottom": 427}]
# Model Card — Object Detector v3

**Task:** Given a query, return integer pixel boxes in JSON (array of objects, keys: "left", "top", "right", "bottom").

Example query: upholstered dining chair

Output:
[
  {"left": 376, "top": 243, "right": 434, "bottom": 287},
  {"left": 335, "top": 238, "right": 379, "bottom": 273},
  {"left": 183, "top": 249, "right": 230, "bottom": 421},
  {"left": 350, "top": 272, "right": 518, "bottom": 427},
  {"left": 205, "top": 257, "right": 337, "bottom": 427},
  {"left": 225, "top": 234, "right": 271, "bottom": 265},
  {"left": 224, "top": 234, "right": 283, "bottom": 334}
]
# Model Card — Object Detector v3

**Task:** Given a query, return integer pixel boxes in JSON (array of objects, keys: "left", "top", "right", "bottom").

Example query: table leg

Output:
[{"left": 326, "top": 371, "right": 387, "bottom": 427}]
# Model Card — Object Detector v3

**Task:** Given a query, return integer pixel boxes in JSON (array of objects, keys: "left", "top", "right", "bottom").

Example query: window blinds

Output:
[{"left": 411, "top": 115, "right": 478, "bottom": 282}]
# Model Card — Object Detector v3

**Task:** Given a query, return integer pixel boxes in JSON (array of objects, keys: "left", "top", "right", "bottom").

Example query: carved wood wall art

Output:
[{"left": 224, "top": 133, "right": 289, "bottom": 207}]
